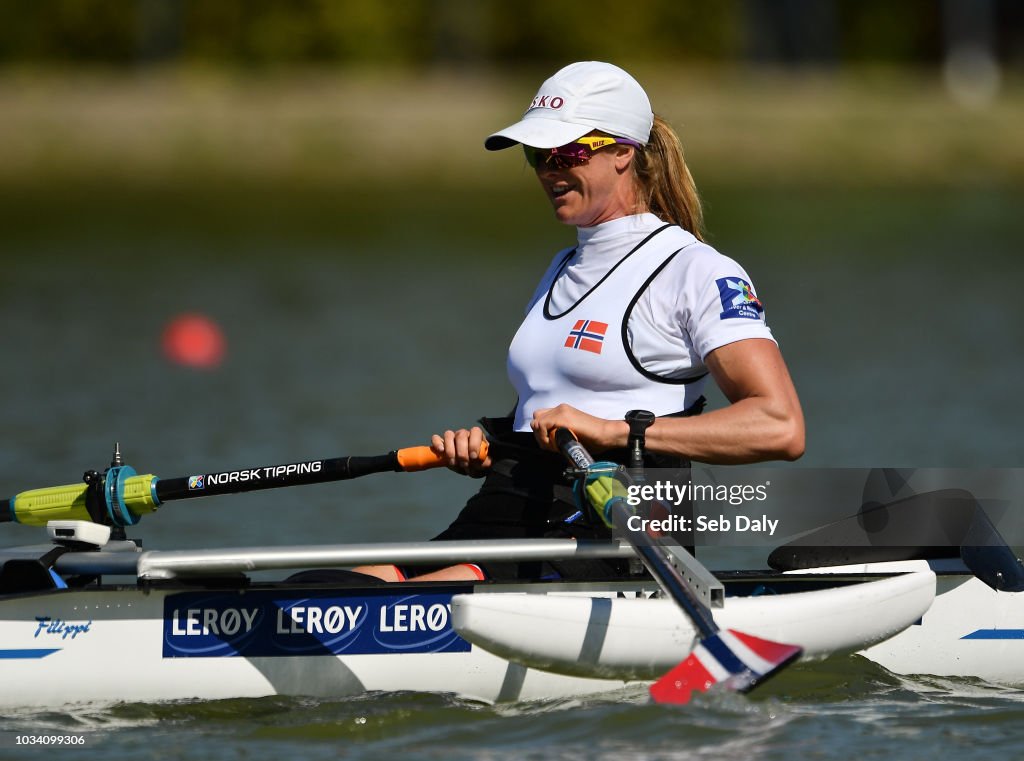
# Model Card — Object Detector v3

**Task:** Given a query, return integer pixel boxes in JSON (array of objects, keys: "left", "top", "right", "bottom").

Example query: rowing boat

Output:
[
  {"left": 0, "top": 526, "right": 1013, "bottom": 709},
  {"left": 2, "top": 442, "right": 1022, "bottom": 707}
]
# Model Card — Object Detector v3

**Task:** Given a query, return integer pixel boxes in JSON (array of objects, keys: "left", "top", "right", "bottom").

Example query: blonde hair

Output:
[{"left": 631, "top": 115, "right": 705, "bottom": 241}]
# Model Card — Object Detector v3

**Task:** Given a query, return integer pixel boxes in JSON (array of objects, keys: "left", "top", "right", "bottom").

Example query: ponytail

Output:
[{"left": 632, "top": 115, "right": 705, "bottom": 241}]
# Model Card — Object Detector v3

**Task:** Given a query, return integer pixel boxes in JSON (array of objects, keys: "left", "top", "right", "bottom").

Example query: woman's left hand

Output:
[{"left": 530, "top": 404, "right": 627, "bottom": 453}]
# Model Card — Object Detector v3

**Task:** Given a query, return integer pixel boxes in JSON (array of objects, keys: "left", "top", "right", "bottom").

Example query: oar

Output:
[
  {"left": 2, "top": 441, "right": 487, "bottom": 528},
  {"left": 554, "top": 427, "right": 801, "bottom": 705}
]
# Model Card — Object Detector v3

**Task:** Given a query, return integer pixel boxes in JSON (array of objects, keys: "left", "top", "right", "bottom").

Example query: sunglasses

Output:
[{"left": 523, "top": 135, "right": 641, "bottom": 170}]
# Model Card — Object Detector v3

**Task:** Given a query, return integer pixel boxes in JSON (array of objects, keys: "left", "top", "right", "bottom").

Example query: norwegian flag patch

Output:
[{"left": 564, "top": 319, "right": 608, "bottom": 354}]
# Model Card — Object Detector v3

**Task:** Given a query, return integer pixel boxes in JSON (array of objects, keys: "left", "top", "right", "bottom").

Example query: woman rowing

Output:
[{"left": 360, "top": 61, "right": 804, "bottom": 582}]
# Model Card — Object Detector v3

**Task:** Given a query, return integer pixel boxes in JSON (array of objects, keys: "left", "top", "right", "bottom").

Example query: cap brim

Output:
[{"left": 484, "top": 117, "right": 592, "bottom": 151}]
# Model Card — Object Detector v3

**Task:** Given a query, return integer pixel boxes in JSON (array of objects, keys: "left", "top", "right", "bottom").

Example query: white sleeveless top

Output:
[{"left": 508, "top": 214, "right": 774, "bottom": 432}]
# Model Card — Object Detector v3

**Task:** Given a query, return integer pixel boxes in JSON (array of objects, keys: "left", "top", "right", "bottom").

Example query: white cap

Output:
[{"left": 485, "top": 61, "right": 653, "bottom": 150}]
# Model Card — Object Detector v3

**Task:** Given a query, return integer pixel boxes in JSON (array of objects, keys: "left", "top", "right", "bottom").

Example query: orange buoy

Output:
[{"left": 161, "top": 313, "right": 226, "bottom": 369}]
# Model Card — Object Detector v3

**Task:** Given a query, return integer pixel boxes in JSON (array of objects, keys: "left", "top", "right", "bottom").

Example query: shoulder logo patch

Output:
[{"left": 716, "top": 277, "right": 764, "bottom": 320}]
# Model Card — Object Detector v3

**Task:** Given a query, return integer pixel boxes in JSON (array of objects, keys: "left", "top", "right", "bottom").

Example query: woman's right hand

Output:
[{"left": 430, "top": 426, "right": 492, "bottom": 477}]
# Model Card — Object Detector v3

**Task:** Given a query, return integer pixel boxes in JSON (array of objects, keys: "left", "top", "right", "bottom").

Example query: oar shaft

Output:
[
  {"left": 557, "top": 426, "right": 802, "bottom": 703},
  {"left": 2, "top": 443, "right": 484, "bottom": 527},
  {"left": 154, "top": 443, "right": 483, "bottom": 502},
  {"left": 554, "top": 428, "right": 719, "bottom": 637},
  {"left": 153, "top": 453, "right": 397, "bottom": 503},
  {"left": 621, "top": 522, "right": 721, "bottom": 639}
]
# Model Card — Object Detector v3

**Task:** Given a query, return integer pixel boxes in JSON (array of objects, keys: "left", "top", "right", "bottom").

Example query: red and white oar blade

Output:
[
  {"left": 649, "top": 629, "right": 802, "bottom": 705},
  {"left": 648, "top": 650, "right": 718, "bottom": 705}
]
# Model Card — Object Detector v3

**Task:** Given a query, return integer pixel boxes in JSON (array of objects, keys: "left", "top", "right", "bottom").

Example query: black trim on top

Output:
[
  {"left": 542, "top": 224, "right": 674, "bottom": 320},
  {"left": 620, "top": 243, "right": 708, "bottom": 386}
]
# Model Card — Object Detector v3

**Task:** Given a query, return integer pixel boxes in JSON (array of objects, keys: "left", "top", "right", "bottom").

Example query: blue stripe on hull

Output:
[
  {"left": 961, "top": 629, "right": 1024, "bottom": 640},
  {"left": 0, "top": 648, "right": 61, "bottom": 659}
]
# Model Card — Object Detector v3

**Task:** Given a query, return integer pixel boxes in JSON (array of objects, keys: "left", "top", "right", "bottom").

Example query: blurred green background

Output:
[
  {"left": 1, "top": 0, "right": 1022, "bottom": 547},
  {"left": 3, "top": 0, "right": 1023, "bottom": 249}
]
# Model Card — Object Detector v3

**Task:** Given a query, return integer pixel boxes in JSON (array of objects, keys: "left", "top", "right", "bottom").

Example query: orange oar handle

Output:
[{"left": 395, "top": 439, "right": 490, "bottom": 472}]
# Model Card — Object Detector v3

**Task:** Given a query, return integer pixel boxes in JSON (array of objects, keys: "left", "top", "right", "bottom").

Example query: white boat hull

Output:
[
  {"left": 832, "top": 562, "right": 1024, "bottom": 686},
  {"left": 0, "top": 585, "right": 632, "bottom": 709},
  {"left": 0, "top": 570, "right": 941, "bottom": 709},
  {"left": 451, "top": 571, "right": 937, "bottom": 680},
  {"left": 3, "top": 540, "right": 1022, "bottom": 708}
]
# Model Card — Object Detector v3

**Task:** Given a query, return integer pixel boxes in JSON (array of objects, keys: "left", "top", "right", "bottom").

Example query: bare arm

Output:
[{"left": 530, "top": 338, "right": 805, "bottom": 464}]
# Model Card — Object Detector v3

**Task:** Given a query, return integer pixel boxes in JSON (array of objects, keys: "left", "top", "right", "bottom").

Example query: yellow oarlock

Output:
[
  {"left": 9, "top": 474, "right": 159, "bottom": 526},
  {"left": 583, "top": 462, "right": 631, "bottom": 528}
]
